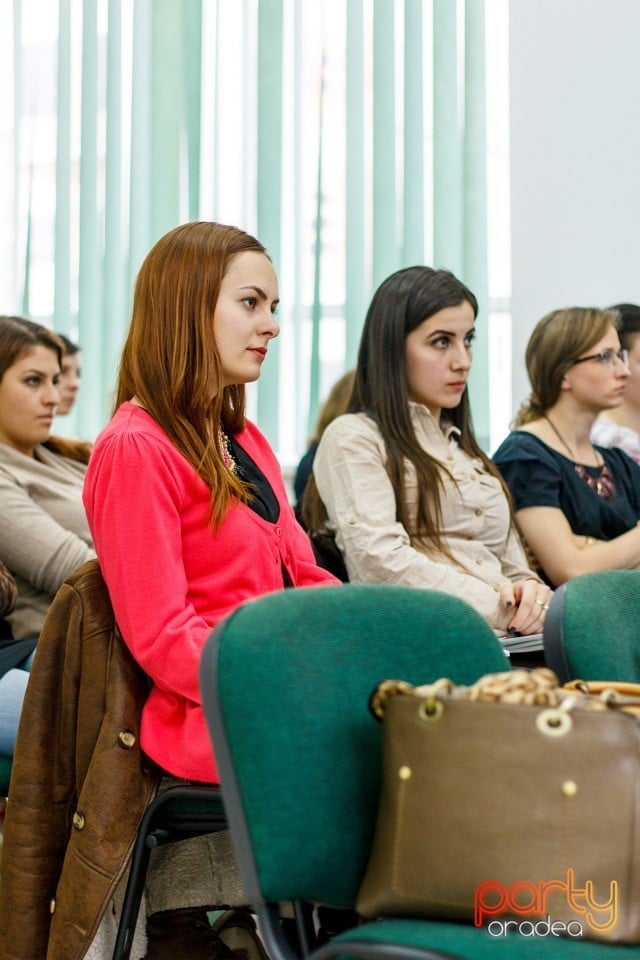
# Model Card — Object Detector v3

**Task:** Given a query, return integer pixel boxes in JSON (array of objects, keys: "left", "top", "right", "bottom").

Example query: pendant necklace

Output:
[
  {"left": 542, "top": 413, "right": 581, "bottom": 460},
  {"left": 542, "top": 414, "right": 616, "bottom": 501}
]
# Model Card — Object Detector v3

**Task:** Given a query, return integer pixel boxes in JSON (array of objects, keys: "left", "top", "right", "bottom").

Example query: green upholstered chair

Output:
[
  {"left": 544, "top": 571, "right": 640, "bottom": 683},
  {"left": 200, "top": 583, "right": 638, "bottom": 958}
]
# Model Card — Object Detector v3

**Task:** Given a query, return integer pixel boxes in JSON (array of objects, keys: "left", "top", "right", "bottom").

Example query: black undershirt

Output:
[
  {"left": 227, "top": 435, "right": 293, "bottom": 587},
  {"left": 227, "top": 435, "right": 280, "bottom": 523}
]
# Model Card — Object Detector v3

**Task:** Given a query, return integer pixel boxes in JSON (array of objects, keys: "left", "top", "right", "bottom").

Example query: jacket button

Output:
[
  {"left": 118, "top": 730, "right": 136, "bottom": 749},
  {"left": 72, "top": 811, "right": 85, "bottom": 830}
]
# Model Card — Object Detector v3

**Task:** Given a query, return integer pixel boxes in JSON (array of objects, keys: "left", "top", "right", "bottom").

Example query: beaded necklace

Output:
[{"left": 218, "top": 427, "right": 237, "bottom": 474}]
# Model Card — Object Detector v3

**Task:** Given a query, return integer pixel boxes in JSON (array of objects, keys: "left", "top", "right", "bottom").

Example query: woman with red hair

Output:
[{"left": 84, "top": 220, "right": 338, "bottom": 957}]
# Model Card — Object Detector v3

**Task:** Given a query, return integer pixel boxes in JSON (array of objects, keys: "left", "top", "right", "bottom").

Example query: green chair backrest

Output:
[
  {"left": 201, "top": 583, "right": 509, "bottom": 910},
  {"left": 544, "top": 570, "right": 640, "bottom": 682}
]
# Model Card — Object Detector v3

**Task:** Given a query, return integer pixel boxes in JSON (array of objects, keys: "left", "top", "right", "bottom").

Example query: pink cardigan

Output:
[{"left": 83, "top": 403, "right": 337, "bottom": 781}]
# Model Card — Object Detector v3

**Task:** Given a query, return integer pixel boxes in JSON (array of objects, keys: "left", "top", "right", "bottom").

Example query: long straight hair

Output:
[
  {"left": 304, "top": 266, "right": 510, "bottom": 557},
  {"left": 116, "top": 221, "right": 268, "bottom": 526},
  {"left": 0, "top": 315, "right": 91, "bottom": 463}
]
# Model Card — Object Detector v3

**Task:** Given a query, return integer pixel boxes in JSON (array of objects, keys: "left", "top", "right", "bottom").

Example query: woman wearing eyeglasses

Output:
[{"left": 493, "top": 306, "right": 640, "bottom": 586}]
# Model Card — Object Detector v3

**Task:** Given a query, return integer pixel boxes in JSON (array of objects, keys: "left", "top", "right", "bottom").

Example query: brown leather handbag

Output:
[{"left": 356, "top": 669, "right": 640, "bottom": 943}]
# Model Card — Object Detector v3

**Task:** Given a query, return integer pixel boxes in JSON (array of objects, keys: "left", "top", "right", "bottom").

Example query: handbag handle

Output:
[
  {"left": 565, "top": 679, "right": 640, "bottom": 714},
  {"left": 369, "top": 669, "right": 640, "bottom": 722},
  {"left": 368, "top": 678, "right": 453, "bottom": 720}
]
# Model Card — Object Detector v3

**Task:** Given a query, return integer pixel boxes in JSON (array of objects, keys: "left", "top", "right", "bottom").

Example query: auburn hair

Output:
[{"left": 115, "top": 221, "right": 269, "bottom": 527}]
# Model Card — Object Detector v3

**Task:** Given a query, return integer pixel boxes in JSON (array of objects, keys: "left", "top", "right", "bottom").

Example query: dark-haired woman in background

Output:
[
  {"left": 0, "top": 316, "right": 94, "bottom": 642},
  {"left": 591, "top": 303, "right": 640, "bottom": 463},
  {"left": 293, "top": 368, "right": 355, "bottom": 517},
  {"left": 303, "top": 266, "right": 550, "bottom": 635},
  {"left": 55, "top": 332, "right": 82, "bottom": 416}
]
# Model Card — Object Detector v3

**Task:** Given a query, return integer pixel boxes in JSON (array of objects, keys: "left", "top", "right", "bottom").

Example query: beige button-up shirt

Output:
[
  {"left": 0, "top": 443, "right": 95, "bottom": 639},
  {"left": 313, "top": 406, "right": 537, "bottom": 631}
]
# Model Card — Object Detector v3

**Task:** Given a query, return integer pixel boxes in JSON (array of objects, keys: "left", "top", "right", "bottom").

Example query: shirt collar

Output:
[{"left": 408, "top": 401, "right": 461, "bottom": 439}]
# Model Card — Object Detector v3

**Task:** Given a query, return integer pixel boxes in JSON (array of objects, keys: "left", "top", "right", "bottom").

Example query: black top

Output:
[
  {"left": 229, "top": 434, "right": 294, "bottom": 586},
  {"left": 228, "top": 435, "right": 280, "bottom": 523},
  {"left": 493, "top": 431, "right": 640, "bottom": 540}
]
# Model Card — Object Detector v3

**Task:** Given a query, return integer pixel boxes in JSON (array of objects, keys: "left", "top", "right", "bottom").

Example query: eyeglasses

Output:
[{"left": 571, "top": 348, "right": 629, "bottom": 368}]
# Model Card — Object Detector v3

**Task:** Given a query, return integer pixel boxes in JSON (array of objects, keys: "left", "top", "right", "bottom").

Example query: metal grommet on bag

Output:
[
  {"left": 419, "top": 697, "right": 443, "bottom": 723},
  {"left": 536, "top": 707, "right": 572, "bottom": 737}
]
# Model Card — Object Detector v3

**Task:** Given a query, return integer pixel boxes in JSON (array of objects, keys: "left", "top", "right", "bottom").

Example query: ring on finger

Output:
[{"left": 535, "top": 598, "right": 546, "bottom": 608}]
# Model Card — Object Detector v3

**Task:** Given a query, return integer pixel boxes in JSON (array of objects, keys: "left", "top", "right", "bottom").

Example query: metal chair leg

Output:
[{"left": 111, "top": 785, "right": 227, "bottom": 960}]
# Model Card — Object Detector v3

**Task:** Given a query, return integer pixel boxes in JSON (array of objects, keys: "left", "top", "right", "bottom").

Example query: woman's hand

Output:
[{"left": 499, "top": 579, "right": 553, "bottom": 636}]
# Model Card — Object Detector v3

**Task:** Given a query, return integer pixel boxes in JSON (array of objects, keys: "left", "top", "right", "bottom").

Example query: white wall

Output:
[{"left": 509, "top": 0, "right": 640, "bottom": 413}]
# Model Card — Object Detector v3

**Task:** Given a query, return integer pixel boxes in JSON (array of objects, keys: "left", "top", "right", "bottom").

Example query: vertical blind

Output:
[{"left": 1, "top": 0, "right": 491, "bottom": 455}]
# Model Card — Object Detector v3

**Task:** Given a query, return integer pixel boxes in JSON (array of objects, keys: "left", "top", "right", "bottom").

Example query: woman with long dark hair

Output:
[{"left": 303, "top": 265, "right": 550, "bottom": 635}]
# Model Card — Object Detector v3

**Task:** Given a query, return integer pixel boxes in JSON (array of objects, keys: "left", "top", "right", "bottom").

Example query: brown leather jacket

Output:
[{"left": 0, "top": 560, "right": 161, "bottom": 960}]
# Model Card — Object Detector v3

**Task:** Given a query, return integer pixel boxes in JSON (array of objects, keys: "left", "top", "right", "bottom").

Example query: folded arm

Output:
[
  {"left": 516, "top": 505, "right": 640, "bottom": 585},
  {"left": 314, "top": 418, "right": 547, "bottom": 630}
]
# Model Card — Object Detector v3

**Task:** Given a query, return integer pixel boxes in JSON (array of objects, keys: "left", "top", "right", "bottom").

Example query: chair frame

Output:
[{"left": 112, "top": 783, "right": 227, "bottom": 960}]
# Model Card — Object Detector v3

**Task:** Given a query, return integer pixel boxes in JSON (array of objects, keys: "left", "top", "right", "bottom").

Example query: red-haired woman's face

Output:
[{"left": 214, "top": 251, "right": 280, "bottom": 388}]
